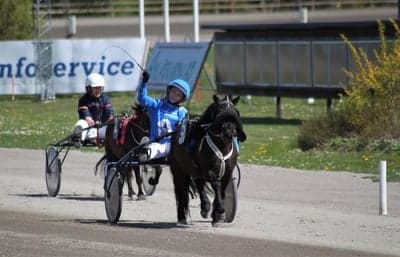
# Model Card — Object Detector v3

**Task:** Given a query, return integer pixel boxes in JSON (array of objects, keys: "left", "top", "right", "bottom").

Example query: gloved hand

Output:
[{"left": 142, "top": 70, "right": 150, "bottom": 83}]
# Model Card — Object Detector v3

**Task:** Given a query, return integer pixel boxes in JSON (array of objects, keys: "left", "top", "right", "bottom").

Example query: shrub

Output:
[
  {"left": 325, "top": 136, "right": 366, "bottom": 152},
  {"left": 298, "top": 111, "right": 357, "bottom": 151},
  {"left": 340, "top": 19, "right": 400, "bottom": 140},
  {"left": 299, "top": 19, "right": 400, "bottom": 152},
  {"left": 366, "top": 138, "right": 400, "bottom": 153}
]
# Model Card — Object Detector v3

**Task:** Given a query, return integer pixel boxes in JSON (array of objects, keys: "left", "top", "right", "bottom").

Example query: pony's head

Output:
[
  {"left": 202, "top": 95, "right": 240, "bottom": 122},
  {"left": 131, "top": 104, "right": 146, "bottom": 117},
  {"left": 202, "top": 95, "right": 246, "bottom": 143},
  {"left": 131, "top": 104, "right": 150, "bottom": 131},
  {"left": 209, "top": 110, "right": 239, "bottom": 144}
]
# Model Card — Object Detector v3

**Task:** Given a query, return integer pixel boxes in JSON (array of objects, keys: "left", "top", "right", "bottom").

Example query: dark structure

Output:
[{"left": 202, "top": 20, "right": 398, "bottom": 115}]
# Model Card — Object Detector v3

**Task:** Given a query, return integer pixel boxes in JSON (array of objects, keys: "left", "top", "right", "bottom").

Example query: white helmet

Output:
[{"left": 85, "top": 73, "right": 105, "bottom": 88}]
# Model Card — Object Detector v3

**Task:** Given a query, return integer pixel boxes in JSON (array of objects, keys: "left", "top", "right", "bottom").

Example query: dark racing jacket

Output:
[{"left": 77, "top": 93, "right": 114, "bottom": 123}]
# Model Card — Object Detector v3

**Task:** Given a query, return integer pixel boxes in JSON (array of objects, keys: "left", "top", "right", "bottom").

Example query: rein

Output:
[
  {"left": 199, "top": 133, "right": 234, "bottom": 179},
  {"left": 128, "top": 116, "right": 149, "bottom": 145}
]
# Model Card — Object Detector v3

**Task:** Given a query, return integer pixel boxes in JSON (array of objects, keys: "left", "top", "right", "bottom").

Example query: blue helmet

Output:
[{"left": 167, "top": 79, "right": 191, "bottom": 100}]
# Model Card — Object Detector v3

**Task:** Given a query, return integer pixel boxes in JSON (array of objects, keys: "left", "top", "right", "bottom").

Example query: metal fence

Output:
[
  {"left": 46, "top": 0, "right": 398, "bottom": 17},
  {"left": 214, "top": 39, "right": 381, "bottom": 98}
]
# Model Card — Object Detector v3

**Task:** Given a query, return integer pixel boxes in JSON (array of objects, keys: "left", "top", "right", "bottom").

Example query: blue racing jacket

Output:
[{"left": 137, "top": 82, "right": 187, "bottom": 144}]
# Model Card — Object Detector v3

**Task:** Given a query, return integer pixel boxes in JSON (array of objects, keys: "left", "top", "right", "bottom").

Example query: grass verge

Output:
[{"left": 1, "top": 89, "right": 399, "bottom": 181}]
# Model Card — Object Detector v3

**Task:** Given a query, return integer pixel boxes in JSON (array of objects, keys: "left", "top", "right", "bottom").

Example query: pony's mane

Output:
[
  {"left": 131, "top": 104, "right": 146, "bottom": 116},
  {"left": 197, "top": 102, "right": 217, "bottom": 123}
]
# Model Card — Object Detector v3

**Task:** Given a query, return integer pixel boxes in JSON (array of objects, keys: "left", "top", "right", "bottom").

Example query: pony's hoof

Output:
[
  {"left": 212, "top": 220, "right": 228, "bottom": 227},
  {"left": 177, "top": 219, "right": 192, "bottom": 227},
  {"left": 200, "top": 210, "right": 208, "bottom": 219},
  {"left": 200, "top": 209, "right": 211, "bottom": 219},
  {"left": 212, "top": 213, "right": 226, "bottom": 226},
  {"left": 200, "top": 202, "right": 211, "bottom": 219},
  {"left": 128, "top": 195, "right": 135, "bottom": 200},
  {"left": 136, "top": 195, "right": 146, "bottom": 201},
  {"left": 148, "top": 177, "right": 159, "bottom": 186}
]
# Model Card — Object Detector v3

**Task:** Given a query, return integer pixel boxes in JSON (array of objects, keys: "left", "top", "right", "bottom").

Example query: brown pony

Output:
[
  {"left": 169, "top": 95, "right": 246, "bottom": 226},
  {"left": 97, "top": 105, "right": 150, "bottom": 200}
]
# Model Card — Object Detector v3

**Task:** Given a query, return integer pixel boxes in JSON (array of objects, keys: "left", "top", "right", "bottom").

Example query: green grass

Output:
[{"left": 1, "top": 86, "right": 399, "bottom": 181}]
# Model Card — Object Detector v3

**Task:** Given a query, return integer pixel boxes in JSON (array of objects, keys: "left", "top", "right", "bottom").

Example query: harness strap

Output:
[
  {"left": 199, "top": 133, "right": 233, "bottom": 179},
  {"left": 117, "top": 115, "right": 138, "bottom": 145},
  {"left": 113, "top": 119, "right": 119, "bottom": 140}
]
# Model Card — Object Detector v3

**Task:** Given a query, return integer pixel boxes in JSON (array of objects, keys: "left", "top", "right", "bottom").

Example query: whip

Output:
[{"left": 100, "top": 45, "right": 145, "bottom": 71}]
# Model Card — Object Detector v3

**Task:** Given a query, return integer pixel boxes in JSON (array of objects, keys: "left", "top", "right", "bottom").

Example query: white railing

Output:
[{"left": 46, "top": 0, "right": 398, "bottom": 17}]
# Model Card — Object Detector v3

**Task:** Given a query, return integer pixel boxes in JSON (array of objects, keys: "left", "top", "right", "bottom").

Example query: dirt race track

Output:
[{"left": 1, "top": 148, "right": 400, "bottom": 257}]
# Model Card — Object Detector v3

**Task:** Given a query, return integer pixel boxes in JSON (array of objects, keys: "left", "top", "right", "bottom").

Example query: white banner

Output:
[{"left": 0, "top": 38, "right": 147, "bottom": 95}]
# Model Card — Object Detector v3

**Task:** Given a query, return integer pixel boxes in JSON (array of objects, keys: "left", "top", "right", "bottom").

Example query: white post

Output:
[
  {"left": 163, "top": 0, "right": 170, "bottom": 42},
  {"left": 379, "top": 160, "right": 388, "bottom": 215},
  {"left": 298, "top": 7, "right": 308, "bottom": 23},
  {"left": 193, "top": 0, "right": 199, "bottom": 42},
  {"left": 139, "top": 0, "right": 145, "bottom": 39},
  {"left": 66, "top": 15, "right": 76, "bottom": 38}
]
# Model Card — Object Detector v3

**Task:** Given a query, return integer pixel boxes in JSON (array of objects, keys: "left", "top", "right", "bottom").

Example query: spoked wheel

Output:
[
  {"left": 224, "top": 164, "right": 241, "bottom": 223},
  {"left": 104, "top": 166, "right": 123, "bottom": 224},
  {"left": 45, "top": 146, "right": 62, "bottom": 197},
  {"left": 224, "top": 175, "right": 238, "bottom": 223},
  {"left": 141, "top": 165, "right": 158, "bottom": 196},
  {"left": 224, "top": 164, "right": 241, "bottom": 222}
]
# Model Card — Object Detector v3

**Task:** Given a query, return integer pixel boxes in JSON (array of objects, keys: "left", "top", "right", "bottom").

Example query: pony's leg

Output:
[
  {"left": 210, "top": 180, "right": 226, "bottom": 226},
  {"left": 195, "top": 179, "right": 211, "bottom": 219},
  {"left": 172, "top": 170, "right": 192, "bottom": 225},
  {"left": 125, "top": 168, "right": 136, "bottom": 200},
  {"left": 134, "top": 166, "right": 146, "bottom": 200},
  {"left": 148, "top": 165, "right": 162, "bottom": 185}
]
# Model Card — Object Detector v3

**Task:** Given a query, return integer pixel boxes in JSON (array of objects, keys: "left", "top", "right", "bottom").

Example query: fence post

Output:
[
  {"left": 193, "top": 0, "right": 200, "bottom": 42},
  {"left": 379, "top": 160, "right": 388, "bottom": 216},
  {"left": 66, "top": 15, "right": 76, "bottom": 38},
  {"left": 139, "top": 0, "right": 145, "bottom": 39},
  {"left": 163, "top": 0, "right": 170, "bottom": 42},
  {"left": 298, "top": 7, "right": 308, "bottom": 23}
]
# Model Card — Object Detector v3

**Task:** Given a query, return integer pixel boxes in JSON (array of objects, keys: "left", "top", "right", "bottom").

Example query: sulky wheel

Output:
[
  {"left": 141, "top": 165, "right": 158, "bottom": 196},
  {"left": 224, "top": 175, "right": 238, "bottom": 223},
  {"left": 224, "top": 164, "right": 241, "bottom": 223},
  {"left": 104, "top": 166, "right": 123, "bottom": 224},
  {"left": 45, "top": 146, "right": 62, "bottom": 197}
]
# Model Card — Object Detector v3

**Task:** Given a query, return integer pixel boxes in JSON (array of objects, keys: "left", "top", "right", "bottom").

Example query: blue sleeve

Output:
[{"left": 137, "top": 82, "right": 158, "bottom": 109}]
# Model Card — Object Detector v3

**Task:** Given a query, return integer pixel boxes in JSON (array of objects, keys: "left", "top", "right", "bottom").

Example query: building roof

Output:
[{"left": 202, "top": 20, "right": 399, "bottom": 40}]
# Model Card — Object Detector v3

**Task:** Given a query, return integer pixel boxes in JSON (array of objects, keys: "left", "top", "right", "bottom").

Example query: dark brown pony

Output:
[
  {"left": 169, "top": 95, "right": 246, "bottom": 226},
  {"left": 97, "top": 105, "right": 150, "bottom": 200}
]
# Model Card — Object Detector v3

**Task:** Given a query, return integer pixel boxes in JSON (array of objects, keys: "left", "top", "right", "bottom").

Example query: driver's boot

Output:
[
  {"left": 138, "top": 137, "right": 150, "bottom": 162},
  {"left": 72, "top": 126, "right": 83, "bottom": 148}
]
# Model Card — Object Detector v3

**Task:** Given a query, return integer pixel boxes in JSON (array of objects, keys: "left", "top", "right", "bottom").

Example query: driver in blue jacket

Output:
[{"left": 136, "top": 70, "right": 190, "bottom": 161}]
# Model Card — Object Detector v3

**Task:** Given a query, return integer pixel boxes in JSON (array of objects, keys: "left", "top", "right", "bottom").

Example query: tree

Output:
[{"left": 0, "top": 0, "right": 33, "bottom": 40}]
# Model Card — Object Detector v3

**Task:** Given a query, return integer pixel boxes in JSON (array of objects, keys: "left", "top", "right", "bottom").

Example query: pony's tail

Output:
[{"left": 94, "top": 155, "right": 107, "bottom": 176}]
